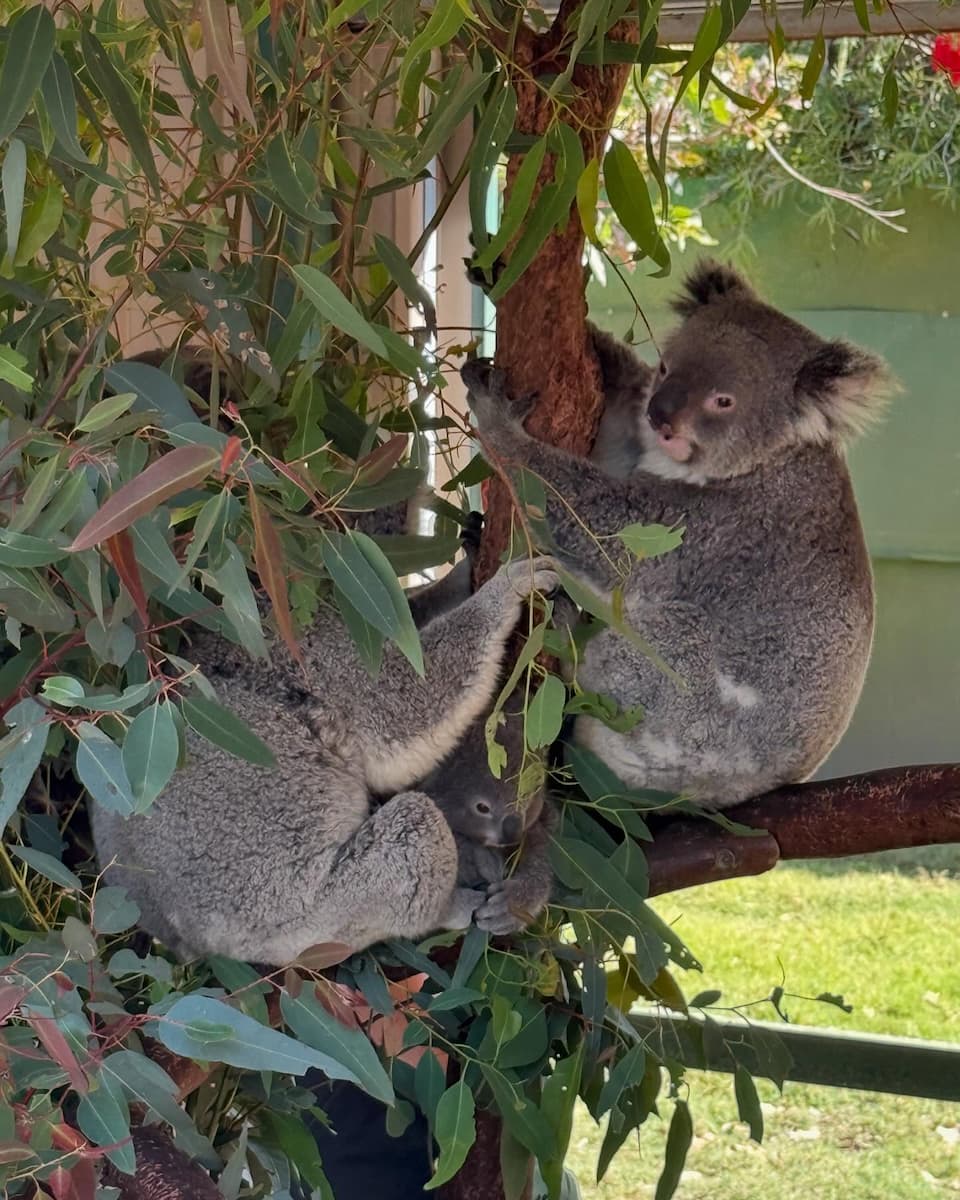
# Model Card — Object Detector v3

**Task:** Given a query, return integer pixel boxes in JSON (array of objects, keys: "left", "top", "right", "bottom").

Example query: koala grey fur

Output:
[
  {"left": 93, "top": 556, "right": 558, "bottom": 964},
  {"left": 419, "top": 702, "right": 555, "bottom": 936},
  {"left": 463, "top": 261, "right": 891, "bottom": 808}
]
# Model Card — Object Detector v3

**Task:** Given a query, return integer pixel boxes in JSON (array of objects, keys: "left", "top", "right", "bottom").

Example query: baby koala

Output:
[{"left": 421, "top": 702, "right": 554, "bottom": 937}]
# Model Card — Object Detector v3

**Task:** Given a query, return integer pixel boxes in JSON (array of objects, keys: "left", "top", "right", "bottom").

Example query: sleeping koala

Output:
[
  {"left": 421, "top": 703, "right": 554, "bottom": 936},
  {"left": 463, "top": 261, "right": 892, "bottom": 808},
  {"left": 93, "top": 556, "right": 558, "bottom": 963}
]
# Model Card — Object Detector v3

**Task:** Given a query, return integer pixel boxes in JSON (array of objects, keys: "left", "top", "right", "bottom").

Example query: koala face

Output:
[
  {"left": 635, "top": 262, "right": 891, "bottom": 483},
  {"left": 436, "top": 791, "right": 523, "bottom": 847}
]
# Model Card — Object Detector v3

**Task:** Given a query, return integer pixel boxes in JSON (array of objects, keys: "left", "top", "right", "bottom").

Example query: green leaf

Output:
[
  {"left": 181, "top": 693, "right": 276, "bottom": 767},
  {"left": 881, "top": 65, "right": 899, "bottom": 130},
  {"left": 333, "top": 585, "right": 384, "bottom": 677},
  {"left": 603, "top": 139, "right": 670, "bottom": 274},
  {"left": 481, "top": 1067, "right": 557, "bottom": 1163},
  {"left": 104, "top": 362, "right": 198, "bottom": 429},
  {"left": 0, "top": 531, "right": 68, "bottom": 568},
  {"left": 206, "top": 541, "right": 268, "bottom": 660},
  {"left": 424, "top": 1081, "right": 476, "bottom": 1191},
  {"left": 539, "top": 1044, "right": 584, "bottom": 1197},
  {"left": 398, "top": 0, "right": 469, "bottom": 115},
  {"left": 79, "top": 29, "right": 162, "bottom": 197},
  {"left": 14, "top": 182, "right": 63, "bottom": 265},
  {"left": 107, "top": 950, "right": 173, "bottom": 985},
  {"left": 75, "top": 723, "right": 136, "bottom": 816},
  {"left": 40, "top": 674, "right": 86, "bottom": 706},
  {"left": 0, "top": 6, "right": 56, "bottom": 142},
  {"left": 618, "top": 522, "right": 684, "bottom": 559},
  {"left": 473, "top": 135, "right": 548, "bottom": 273},
  {"left": 69, "top": 444, "right": 220, "bottom": 551},
  {"left": 654, "top": 1099, "right": 693, "bottom": 1200},
  {"left": 415, "top": 1050, "right": 447, "bottom": 1131},
  {"left": 576, "top": 158, "right": 602, "bottom": 247},
  {"left": 101, "top": 1050, "right": 216, "bottom": 1165},
  {"left": 76, "top": 393, "right": 138, "bottom": 433},
  {"left": 0, "top": 698, "right": 48, "bottom": 832},
  {"left": 40, "top": 52, "right": 86, "bottom": 160},
  {"left": 9, "top": 846, "right": 82, "bottom": 890},
  {"left": 280, "top": 989, "right": 395, "bottom": 1106},
  {"left": 76, "top": 1067, "right": 135, "bottom": 1175},
  {"left": 689, "top": 989, "right": 722, "bottom": 1008},
  {"left": 468, "top": 82, "right": 517, "bottom": 248},
  {"left": 374, "top": 233, "right": 437, "bottom": 334},
  {"left": 2, "top": 138, "right": 27, "bottom": 268},
  {"left": 294, "top": 264, "right": 423, "bottom": 377},
  {"left": 525, "top": 674, "right": 566, "bottom": 749},
  {"left": 679, "top": 3, "right": 723, "bottom": 90},
  {"left": 123, "top": 701, "right": 179, "bottom": 810},
  {"left": 800, "top": 33, "right": 826, "bottom": 103},
  {"left": 154, "top": 994, "right": 347, "bottom": 1076},
  {"left": 0, "top": 345, "right": 33, "bottom": 392},
  {"left": 734, "top": 1064, "right": 763, "bottom": 1142},
  {"left": 92, "top": 886, "right": 141, "bottom": 935},
  {"left": 322, "top": 531, "right": 423, "bottom": 675},
  {"left": 852, "top": 0, "right": 870, "bottom": 33},
  {"left": 597, "top": 1043, "right": 646, "bottom": 1118}
]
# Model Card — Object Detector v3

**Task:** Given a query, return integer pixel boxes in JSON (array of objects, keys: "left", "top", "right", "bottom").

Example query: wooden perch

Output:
[{"left": 645, "top": 763, "right": 960, "bottom": 896}]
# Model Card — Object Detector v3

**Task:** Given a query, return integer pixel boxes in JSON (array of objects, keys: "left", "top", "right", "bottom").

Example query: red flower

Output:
[{"left": 932, "top": 33, "right": 960, "bottom": 86}]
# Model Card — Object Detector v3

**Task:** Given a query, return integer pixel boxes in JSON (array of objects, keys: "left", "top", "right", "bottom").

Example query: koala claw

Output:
[
  {"left": 474, "top": 880, "right": 534, "bottom": 936},
  {"left": 441, "top": 886, "right": 486, "bottom": 931},
  {"left": 503, "top": 556, "right": 559, "bottom": 600}
]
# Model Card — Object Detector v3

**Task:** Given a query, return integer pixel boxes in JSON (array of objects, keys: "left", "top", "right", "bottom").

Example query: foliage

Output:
[
  {"left": 0, "top": 0, "right": 936, "bottom": 1196},
  {"left": 606, "top": 35, "right": 960, "bottom": 259}
]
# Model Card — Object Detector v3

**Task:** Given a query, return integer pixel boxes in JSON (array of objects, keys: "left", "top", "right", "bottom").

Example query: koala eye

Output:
[
  {"left": 705, "top": 393, "right": 735, "bottom": 413},
  {"left": 658, "top": 360, "right": 668, "bottom": 377},
  {"left": 475, "top": 800, "right": 491, "bottom": 815}
]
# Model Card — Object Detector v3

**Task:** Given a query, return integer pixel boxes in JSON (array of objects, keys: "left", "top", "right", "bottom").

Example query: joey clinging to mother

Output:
[{"left": 463, "top": 261, "right": 893, "bottom": 808}]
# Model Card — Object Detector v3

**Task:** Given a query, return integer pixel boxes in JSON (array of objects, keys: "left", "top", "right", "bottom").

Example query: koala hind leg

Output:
[{"left": 320, "top": 791, "right": 466, "bottom": 951}]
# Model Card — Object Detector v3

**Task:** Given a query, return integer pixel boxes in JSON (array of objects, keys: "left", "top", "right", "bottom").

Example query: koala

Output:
[
  {"left": 92, "top": 555, "right": 558, "bottom": 963},
  {"left": 462, "top": 261, "right": 892, "bottom": 808},
  {"left": 420, "top": 703, "right": 555, "bottom": 936}
]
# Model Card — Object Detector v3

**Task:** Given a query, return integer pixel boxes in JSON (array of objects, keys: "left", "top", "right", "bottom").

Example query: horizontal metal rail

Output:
[{"left": 631, "top": 1010, "right": 960, "bottom": 1101}]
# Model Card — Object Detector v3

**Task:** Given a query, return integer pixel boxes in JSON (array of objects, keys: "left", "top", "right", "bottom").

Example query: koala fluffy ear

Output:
[
  {"left": 793, "top": 339, "right": 893, "bottom": 443},
  {"left": 670, "top": 259, "right": 755, "bottom": 317}
]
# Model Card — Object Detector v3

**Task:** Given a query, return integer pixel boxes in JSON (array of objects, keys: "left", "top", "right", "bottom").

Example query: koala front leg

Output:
[
  {"left": 360, "top": 556, "right": 559, "bottom": 793},
  {"left": 475, "top": 801, "right": 556, "bottom": 936},
  {"left": 319, "top": 791, "right": 481, "bottom": 951},
  {"left": 461, "top": 361, "right": 670, "bottom": 592}
]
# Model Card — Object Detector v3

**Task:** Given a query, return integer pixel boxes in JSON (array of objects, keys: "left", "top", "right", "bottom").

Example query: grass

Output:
[{"left": 566, "top": 847, "right": 960, "bottom": 1199}]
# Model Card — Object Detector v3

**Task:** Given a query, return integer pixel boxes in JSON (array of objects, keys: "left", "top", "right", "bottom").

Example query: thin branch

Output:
[
  {"left": 645, "top": 763, "right": 960, "bottom": 896},
  {"left": 764, "top": 140, "right": 909, "bottom": 232}
]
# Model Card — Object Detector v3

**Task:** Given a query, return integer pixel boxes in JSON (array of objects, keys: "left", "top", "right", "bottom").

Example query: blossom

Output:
[{"left": 932, "top": 33, "right": 960, "bottom": 86}]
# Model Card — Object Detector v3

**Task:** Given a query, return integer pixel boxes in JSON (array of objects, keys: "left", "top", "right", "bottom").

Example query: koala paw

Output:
[
  {"left": 461, "top": 360, "right": 536, "bottom": 431},
  {"left": 503, "top": 556, "right": 560, "bottom": 601},
  {"left": 475, "top": 879, "right": 540, "bottom": 936},
  {"left": 459, "top": 510, "right": 484, "bottom": 557},
  {"left": 441, "top": 886, "right": 485, "bottom": 931}
]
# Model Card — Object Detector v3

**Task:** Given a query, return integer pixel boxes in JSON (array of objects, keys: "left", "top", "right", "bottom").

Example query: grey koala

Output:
[
  {"left": 462, "top": 261, "right": 891, "bottom": 808},
  {"left": 420, "top": 703, "right": 555, "bottom": 936},
  {"left": 93, "top": 555, "right": 559, "bottom": 963}
]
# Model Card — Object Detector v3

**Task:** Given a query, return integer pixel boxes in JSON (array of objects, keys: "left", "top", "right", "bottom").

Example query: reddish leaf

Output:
[
  {"left": 69, "top": 445, "right": 220, "bottom": 551},
  {"left": 220, "top": 435, "right": 243, "bottom": 475},
  {"left": 355, "top": 434, "right": 409, "bottom": 486},
  {"left": 50, "top": 1124, "right": 89, "bottom": 1155},
  {"left": 248, "top": 484, "right": 301, "bottom": 665},
  {"left": 105, "top": 531, "right": 149, "bottom": 626},
  {"left": 26, "top": 1015, "right": 88, "bottom": 1094},
  {"left": 48, "top": 1161, "right": 96, "bottom": 1200},
  {"left": 0, "top": 981, "right": 28, "bottom": 1022}
]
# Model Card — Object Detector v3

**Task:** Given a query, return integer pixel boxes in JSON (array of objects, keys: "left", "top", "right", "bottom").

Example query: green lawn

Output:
[{"left": 567, "top": 847, "right": 960, "bottom": 1199}]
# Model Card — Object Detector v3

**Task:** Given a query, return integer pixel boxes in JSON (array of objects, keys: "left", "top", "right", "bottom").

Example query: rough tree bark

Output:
[{"left": 472, "top": 0, "right": 638, "bottom": 583}]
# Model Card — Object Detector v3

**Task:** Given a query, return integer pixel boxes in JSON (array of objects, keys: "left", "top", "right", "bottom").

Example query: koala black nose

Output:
[
  {"left": 647, "top": 386, "right": 684, "bottom": 432},
  {"left": 501, "top": 814, "right": 523, "bottom": 844}
]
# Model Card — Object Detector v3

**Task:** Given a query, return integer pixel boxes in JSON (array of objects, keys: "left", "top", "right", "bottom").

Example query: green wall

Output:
[{"left": 587, "top": 191, "right": 960, "bottom": 777}]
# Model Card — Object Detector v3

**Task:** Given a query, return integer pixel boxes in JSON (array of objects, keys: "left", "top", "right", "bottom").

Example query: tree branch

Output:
[
  {"left": 100, "top": 1126, "right": 223, "bottom": 1200},
  {"left": 645, "top": 763, "right": 960, "bottom": 896}
]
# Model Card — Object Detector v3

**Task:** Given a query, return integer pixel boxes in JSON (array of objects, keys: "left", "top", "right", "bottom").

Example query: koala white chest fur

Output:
[{"left": 464, "top": 260, "right": 892, "bottom": 808}]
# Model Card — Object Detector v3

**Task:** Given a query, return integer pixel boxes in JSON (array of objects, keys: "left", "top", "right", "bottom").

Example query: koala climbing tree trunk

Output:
[{"left": 471, "top": 0, "right": 638, "bottom": 586}]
